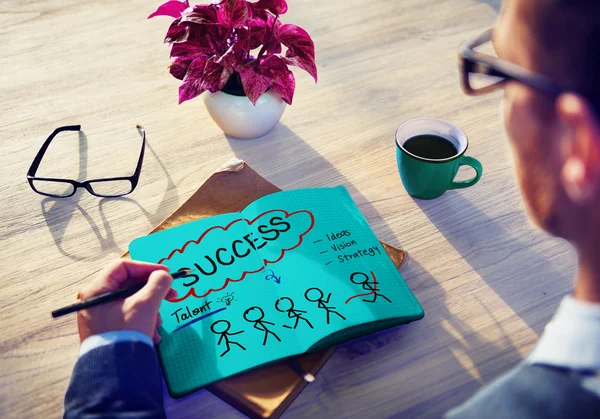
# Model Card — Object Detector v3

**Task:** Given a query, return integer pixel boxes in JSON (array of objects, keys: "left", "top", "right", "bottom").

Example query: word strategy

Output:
[{"left": 313, "top": 230, "right": 382, "bottom": 265}]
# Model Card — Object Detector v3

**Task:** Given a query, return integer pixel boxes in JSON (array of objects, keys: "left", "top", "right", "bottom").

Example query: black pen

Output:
[{"left": 51, "top": 269, "right": 191, "bottom": 318}]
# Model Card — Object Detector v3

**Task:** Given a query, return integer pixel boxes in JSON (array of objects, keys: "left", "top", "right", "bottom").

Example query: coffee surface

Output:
[{"left": 403, "top": 135, "right": 458, "bottom": 160}]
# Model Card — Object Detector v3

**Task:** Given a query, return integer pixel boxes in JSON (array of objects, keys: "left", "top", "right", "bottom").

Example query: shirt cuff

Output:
[
  {"left": 79, "top": 330, "right": 154, "bottom": 358},
  {"left": 527, "top": 295, "right": 600, "bottom": 371}
]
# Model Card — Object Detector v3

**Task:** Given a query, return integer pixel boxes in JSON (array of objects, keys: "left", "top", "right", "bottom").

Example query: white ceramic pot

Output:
[{"left": 203, "top": 90, "right": 286, "bottom": 139}]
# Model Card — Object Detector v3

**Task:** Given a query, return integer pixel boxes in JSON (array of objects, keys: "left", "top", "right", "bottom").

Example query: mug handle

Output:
[{"left": 449, "top": 156, "right": 483, "bottom": 190}]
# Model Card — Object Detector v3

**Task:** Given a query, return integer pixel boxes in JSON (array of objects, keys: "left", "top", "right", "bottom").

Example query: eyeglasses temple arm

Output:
[
  {"left": 133, "top": 125, "right": 146, "bottom": 180},
  {"left": 27, "top": 125, "right": 81, "bottom": 177}
]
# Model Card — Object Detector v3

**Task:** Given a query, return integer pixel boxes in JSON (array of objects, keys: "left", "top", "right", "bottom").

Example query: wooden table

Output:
[{"left": 0, "top": 0, "right": 576, "bottom": 417}]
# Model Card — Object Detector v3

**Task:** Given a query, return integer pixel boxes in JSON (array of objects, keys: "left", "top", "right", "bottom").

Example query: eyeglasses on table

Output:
[{"left": 27, "top": 124, "right": 146, "bottom": 198}]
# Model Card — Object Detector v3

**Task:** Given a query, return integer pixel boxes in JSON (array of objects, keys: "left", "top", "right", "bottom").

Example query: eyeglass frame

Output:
[
  {"left": 26, "top": 124, "right": 146, "bottom": 198},
  {"left": 457, "top": 28, "right": 572, "bottom": 97}
]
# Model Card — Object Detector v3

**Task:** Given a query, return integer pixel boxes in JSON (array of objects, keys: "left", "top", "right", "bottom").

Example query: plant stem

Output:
[{"left": 256, "top": 13, "right": 279, "bottom": 61}]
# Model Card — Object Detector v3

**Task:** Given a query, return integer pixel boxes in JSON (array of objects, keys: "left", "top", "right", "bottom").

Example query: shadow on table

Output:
[
  {"left": 288, "top": 256, "right": 522, "bottom": 418},
  {"left": 41, "top": 134, "right": 179, "bottom": 260},
  {"left": 224, "top": 124, "right": 523, "bottom": 417},
  {"left": 225, "top": 123, "right": 402, "bottom": 248},
  {"left": 414, "top": 192, "right": 570, "bottom": 334},
  {"left": 474, "top": 0, "right": 501, "bottom": 13}
]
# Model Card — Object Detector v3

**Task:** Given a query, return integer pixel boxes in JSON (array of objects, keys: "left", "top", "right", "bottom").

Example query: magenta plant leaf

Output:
[
  {"left": 259, "top": 14, "right": 282, "bottom": 54},
  {"left": 239, "top": 62, "right": 271, "bottom": 105},
  {"left": 148, "top": 1, "right": 188, "bottom": 19},
  {"left": 151, "top": 0, "right": 317, "bottom": 105},
  {"left": 261, "top": 55, "right": 295, "bottom": 104},
  {"left": 218, "top": 0, "right": 248, "bottom": 28},
  {"left": 218, "top": 43, "right": 245, "bottom": 72},
  {"left": 178, "top": 55, "right": 210, "bottom": 103},
  {"left": 237, "top": 22, "right": 266, "bottom": 50},
  {"left": 201, "top": 55, "right": 233, "bottom": 93},
  {"left": 169, "top": 56, "right": 192, "bottom": 80},
  {"left": 170, "top": 40, "right": 213, "bottom": 58},
  {"left": 277, "top": 24, "right": 317, "bottom": 82},
  {"left": 256, "top": 0, "right": 288, "bottom": 16},
  {"left": 180, "top": 4, "right": 219, "bottom": 25},
  {"left": 164, "top": 19, "right": 191, "bottom": 43}
]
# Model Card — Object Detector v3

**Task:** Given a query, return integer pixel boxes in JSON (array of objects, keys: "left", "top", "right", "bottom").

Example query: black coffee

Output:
[{"left": 403, "top": 135, "right": 458, "bottom": 160}]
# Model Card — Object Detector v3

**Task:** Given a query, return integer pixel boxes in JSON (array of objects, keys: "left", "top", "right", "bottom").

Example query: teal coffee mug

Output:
[{"left": 395, "top": 118, "right": 482, "bottom": 200}]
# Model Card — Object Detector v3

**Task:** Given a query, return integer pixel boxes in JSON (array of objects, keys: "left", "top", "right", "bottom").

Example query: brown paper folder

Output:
[{"left": 125, "top": 159, "right": 407, "bottom": 418}]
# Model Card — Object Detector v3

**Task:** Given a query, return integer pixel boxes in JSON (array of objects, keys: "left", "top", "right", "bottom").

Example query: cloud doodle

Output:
[{"left": 158, "top": 209, "right": 314, "bottom": 302}]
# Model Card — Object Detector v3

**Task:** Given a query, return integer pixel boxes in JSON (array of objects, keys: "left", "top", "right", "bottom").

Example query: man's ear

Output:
[{"left": 556, "top": 93, "right": 600, "bottom": 204}]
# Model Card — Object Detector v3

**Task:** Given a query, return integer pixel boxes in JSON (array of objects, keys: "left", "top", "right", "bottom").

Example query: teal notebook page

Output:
[{"left": 128, "top": 186, "right": 424, "bottom": 397}]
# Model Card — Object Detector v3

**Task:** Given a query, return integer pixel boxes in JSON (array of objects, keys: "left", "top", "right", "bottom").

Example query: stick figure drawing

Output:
[
  {"left": 275, "top": 297, "right": 313, "bottom": 330},
  {"left": 304, "top": 288, "right": 346, "bottom": 324},
  {"left": 243, "top": 306, "right": 281, "bottom": 345},
  {"left": 349, "top": 271, "right": 391, "bottom": 303},
  {"left": 210, "top": 320, "right": 245, "bottom": 357}
]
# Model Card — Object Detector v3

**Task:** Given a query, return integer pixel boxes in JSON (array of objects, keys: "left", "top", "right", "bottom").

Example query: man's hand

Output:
[{"left": 77, "top": 260, "right": 176, "bottom": 343}]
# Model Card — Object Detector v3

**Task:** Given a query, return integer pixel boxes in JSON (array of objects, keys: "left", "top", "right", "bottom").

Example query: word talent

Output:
[
  {"left": 172, "top": 300, "right": 212, "bottom": 324},
  {"left": 179, "top": 214, "right": 291, "bottom": 287},
  {"left": 326, "top": 229, "right": 382, "bottom": 263}
]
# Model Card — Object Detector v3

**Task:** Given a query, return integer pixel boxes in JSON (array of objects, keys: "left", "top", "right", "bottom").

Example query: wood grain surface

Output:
[{"left": 0, "top": 0, "right": 576, "bottom": 418}]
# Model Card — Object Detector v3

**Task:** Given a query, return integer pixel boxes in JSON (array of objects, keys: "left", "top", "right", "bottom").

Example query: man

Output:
[
  {"left": 65, "top": 1, "right": 600, "bottom": 418},
  {"left": 446, "top": 0, "right": 600, "bottom": 417}
]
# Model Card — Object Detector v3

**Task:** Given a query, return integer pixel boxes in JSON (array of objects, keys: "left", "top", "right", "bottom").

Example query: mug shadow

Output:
[
  {"left": 41, "top": 132, "right": 180, "bottom": 259},
  {"left": 225, "top": 123, "right": 402, "bottom": 247},
  {"left": 413, "top": 191, "right": 571, "bottom": 334}
]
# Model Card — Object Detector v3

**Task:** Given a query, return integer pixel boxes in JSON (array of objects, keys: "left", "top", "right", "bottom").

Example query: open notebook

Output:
[{"left": 129, "top": 186, "right": 424, "bottom": 398}]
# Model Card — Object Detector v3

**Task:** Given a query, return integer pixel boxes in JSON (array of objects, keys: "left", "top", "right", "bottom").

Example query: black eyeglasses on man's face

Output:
[
  {"left": 27, "top": 125, "right": 146, "bottom": 198},
  {"left": 458, "top": 28, "right": 567, "bottom": 97}
]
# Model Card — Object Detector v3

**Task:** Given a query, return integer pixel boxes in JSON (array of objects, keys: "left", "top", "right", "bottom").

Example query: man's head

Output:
[{"left": 493, "top": 0, "right": 600, "bottom": 249}]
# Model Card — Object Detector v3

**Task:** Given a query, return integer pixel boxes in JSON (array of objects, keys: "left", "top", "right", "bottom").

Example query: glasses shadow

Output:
[
  {"left": 41, "top": 196, "right": 117, "bottom": 260},
  {"left": 41, "top": 133, "right": 180, "bottom": 259}
]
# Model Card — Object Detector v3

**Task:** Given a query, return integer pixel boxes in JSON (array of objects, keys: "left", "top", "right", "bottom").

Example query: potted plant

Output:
[{"left": 149, "top": 0, "right": 317, "bottom": 139}]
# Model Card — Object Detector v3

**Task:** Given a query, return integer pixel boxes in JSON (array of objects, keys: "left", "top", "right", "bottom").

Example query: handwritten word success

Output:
[{"left": 158, "top": 210, "right": 314, "bottom": 302}]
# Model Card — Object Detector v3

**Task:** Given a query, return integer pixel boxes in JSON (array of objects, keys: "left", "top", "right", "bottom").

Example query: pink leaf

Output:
[
  {"left": 247, "top": 0, "right": 287, "bottom": 19},
  {"left": 164, "top": 19, "right": 191, "bottom": 43},
  {"left": 170, "top": 40, "right": 213, "bottom": 58},
  {"left": 243, "top": 14, "right": 281, "bottom": 54},
  {"left": 148, "top": 1, "right": 188, "bottom": 19},
  {"left": 237, "top": 23, "right": 266, "bottom": 50},
  {"left": 239, "top": 62, "right": 271, "bottom": 105},
  {"left": 217, "top": 0, "right": 248, "bottom": 28},
  {"left": 256, "top": 0, "right": 288, "bottom": 15},
  {"left": 201, "top": 55, "right": 233, "bottom": 93},
  {"left": 277, "top": 24, "right": 317, "bottom": 82},
  {"left": 260, "top": 55, "right": 295, "bottom": 104},
  {"left": 218, "top": 43, "right": 245, "bottom": 72},
  {"left": 180, "top": 4, "right": 219, "bottom": 25},
  {"left": 169, "top": 50, "right": 209, "bottom": 80},
  {"left": 178, "top": 55, "right": 210, "bottom": 104},
  {"left": 169, "top": 57, "right": 191, "bottom": 80}
]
